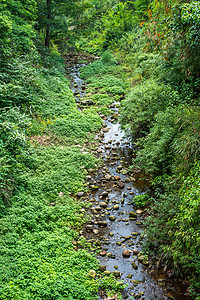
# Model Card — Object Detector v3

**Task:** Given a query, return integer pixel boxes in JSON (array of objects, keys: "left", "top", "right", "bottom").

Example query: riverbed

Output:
[{"left": 66, "top": 57, "right": 192, "bottom": 300}]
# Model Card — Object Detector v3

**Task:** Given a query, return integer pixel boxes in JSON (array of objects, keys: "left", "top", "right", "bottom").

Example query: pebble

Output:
[
  {"left": 122, "top": 249, "right": 131, "bottom": 258},
  {"left": 109, "top": 215, "right": 116, "bottom": 221}
]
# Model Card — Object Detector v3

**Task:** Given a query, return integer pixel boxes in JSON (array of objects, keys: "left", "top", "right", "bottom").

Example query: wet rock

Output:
[
  {"left": 131, "top": 262, "right": 138, "bottom": 270},
  {"left": 127, "top": 274, "right": 133, "bottom": 279},
  {"left": 113, "top": 204, "right": 119, "bottom": 210},
  {"left": 122, "top": 250, "right": 131, "bottom": 258},
  {"left": 104, "top": 270, "right": 111, "bottom": 276},
  {"left": 125, "top": 178, "right": 131, "bottom": 182},
  {"left": 116, "top": 241, "right": 122, "bottom": 246},
  {"left": 117, "top": 182, "right": 125, "bottom": 188},
  {"left": 114, "top": 265, "right": 118, "bottom": 269},
  {"left": 98, "top": 221, "right": 107, "bottom": 226},
  {"left": 133, "top": 249, "right": 139, "bottom": 255},
  {"left": 117, "top": 165, "right": 123, "bottom": 171},
  {"left": 114, "top": 175, "right": 121, "bottom": 180},
  {"left": 90, "top": 185, "right": 99, "bottom": 190},
  {"left": 109, "top": 215, "right": 116, "bottom": 221},
  {"left": 109, "top": 232, "right": 114, "bottom": 236},
  {"left": 100, "top": 191, "right": 109, "bottom": 197},
  {"left": 113, "top": 271, "right": 121, "bottom": 278},
  {"left": 138, "top": 255, "right": 146, "bottom": 262},
  {"left": 86, "top": 225, "right": 93, "bottom": 232},
  {"left": 95, "top": 206, "right": 101, "bottom": 211},
  {"left": 91, "top": 208, "right": 98, "bottom": 214},
  {"left": 99, "top": 265, "right": 107, "bottom": 272},
  {"left": 105, "top": 174, "right": 112, "bottom": 180},
  {"left": 77, "top": 192, "right": 84, "bottom": 197},
  {"left": 100, "top": 250, "right": 107, "bottom": 256},
  {"left": 129, "top": 212, "right": 137, "bottom": 219},
  {"left": 107, "top": 252, "right": 115, "bottom": 259},
  {"left": 130, "top": 280, "right": 142, "bottom": 286},
  {"left": 99, "top": 202, "right": 108, "bottom": 208},
  {"left": 131, "top": 232, "right": 139, "bottom": 237}
]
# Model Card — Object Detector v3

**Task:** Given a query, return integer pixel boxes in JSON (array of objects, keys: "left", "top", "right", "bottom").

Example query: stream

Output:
[{"left": 66, "top": 58, "right": 192, "bottom": 300}]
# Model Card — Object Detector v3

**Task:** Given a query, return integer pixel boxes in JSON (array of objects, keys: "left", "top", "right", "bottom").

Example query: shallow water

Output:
[{"left": 67, "top": 62, "right": 192, "bottom": 300}]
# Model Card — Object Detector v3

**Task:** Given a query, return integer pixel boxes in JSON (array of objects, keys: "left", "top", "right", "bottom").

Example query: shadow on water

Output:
[{"left": 67, "top": 60, "right": 192, "bottom": 300}]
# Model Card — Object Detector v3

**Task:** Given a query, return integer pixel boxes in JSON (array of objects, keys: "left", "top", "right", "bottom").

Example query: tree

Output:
[{"left": 36, "top": 0, "right": 84, "bottom": 49}]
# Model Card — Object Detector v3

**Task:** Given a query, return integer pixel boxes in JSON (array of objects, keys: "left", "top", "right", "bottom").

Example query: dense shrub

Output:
[{"left": 120, "top": 80, "right": 180, "bottom": 139}]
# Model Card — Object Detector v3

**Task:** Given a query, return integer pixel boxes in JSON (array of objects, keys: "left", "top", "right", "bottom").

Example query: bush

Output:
[
  {"left": 133, "top": 193, "right": 149, "bottom": 207},
  {"left": 120, "top": 79, "right": 180, "bottom": 139}
]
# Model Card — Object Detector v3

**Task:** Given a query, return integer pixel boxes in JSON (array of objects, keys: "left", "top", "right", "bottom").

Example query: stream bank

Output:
[{"left": 66, "top": 54, "right": 192, "bottom": 300}]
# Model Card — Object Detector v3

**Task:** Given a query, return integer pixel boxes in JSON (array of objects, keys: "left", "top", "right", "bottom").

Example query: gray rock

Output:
[{"left": 77, "top": 192, "right": 84, "bottom": 197}]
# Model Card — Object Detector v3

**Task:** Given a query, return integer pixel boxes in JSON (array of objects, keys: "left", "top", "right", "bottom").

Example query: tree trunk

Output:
[{"left": 45, "top": 0, "right": 51, "bottom": 48}]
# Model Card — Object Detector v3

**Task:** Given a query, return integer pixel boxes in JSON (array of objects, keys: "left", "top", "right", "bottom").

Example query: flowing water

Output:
[{"left": 66, "top": 59, "right": 192, "bottom": 300}]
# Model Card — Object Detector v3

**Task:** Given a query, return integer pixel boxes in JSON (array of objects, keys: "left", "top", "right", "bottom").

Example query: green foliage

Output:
[
  {"left": 101, "top": 51, "right": 115, "bottom": 64},
  {"left": 133, "top": 193, "right": 149, "bottom": 207},
  {"left": 166, "top": 163, "right": 200, "bottom": 294},
  {"left": 49, "top": 109, "right": 102, "bottom": 144},
  {"left": 101, "top": 2, "right": 136, "bottom": 48},
  {"left": 143, "top": 191, "right": 180, "bottom": 254},
  {"left": 120, "top": 79, "right": 179, "bottom": 139}
]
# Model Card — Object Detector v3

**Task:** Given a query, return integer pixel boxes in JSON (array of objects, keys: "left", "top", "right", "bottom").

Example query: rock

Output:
[
  {"left": 131, "top": 262, "right": 138, "bottom": 270},
  {"left": 104, "top": 270, "right": 111, "bottom": 276},
  {"left": 113, "top": 204, "right": 119, "bottom": 210},
  {"left": 100, "top": 250, "right": 107, "bottom": 256},
  {"left": 131, "top": 232, "right": 139, "bottom": 237},
  {"left": 88, "top": 270, "right": 96, "bottom": 278},
  {"left": 107, "top": 252, "right": 115, "bottom": 258},
  {"left": 136, "top": 209, "right": 143, "bottom": 214},
  {"left": 133, "top": 249, "right": 139, "bottom": 255},
  {"left": 129, "top": 211, "right": 137, "bottom": 219},
  {"left": 77, "top": 192, "right": 84, "bottom": 197},
  {"left": 86, "top": 225, "right": 93, "bottom": 232},
  {"left": 116, "top": 241, "right": 122, "bottom": 246},
  {"left": 117, "top": 165, "right": 123, "bottom": 171},
  {"left": 114, "top": 265, "right": 118, "bottom": 269},
  {"left": 109, "top": 232, "right": 114, "bottom": 236},
  {"left": 99, "top": 265, "right": 107, "bottom": 272},
  {"left": 98, "top": 221, "right": 107, "bottom": 227},
  {"left": 127, "top": 274, "right": 133, "bottom": 278},
  {"left": 112, "top": 271, "right": 121, "bottom": 278},
  {"left": 91, "top": 209, "right": 98, "bottom": 214},
  {"left": 90, "top": 185, "right": 99, "bottom": 190},
  {"left": 105, "top": 174, "right": 112, "bottom": 180},
  {"left": 93, "top": 229, "right": 99, "bottom": 234},
  {"left": 109, "top": 215, "right": 116, "bottom": 221},
  {"left": 167, "top": 270, "right": 174, "bottom": 279},
  {"left": 95, "top": 206, "right": 101, "bottom": 211},
  {"left": 99, "top": 202, "right": 108, "bottom": 208},
  {"left": 100, "top": 191, "right": 108, "bottom": 197},
  {"left": 114, "top": 176, "right": 121, "bottom": 180},
  {"left": 122, "top": 249, "right": 131, "bottom": 258},
  {"left": 124, "top": 235, "right": 131, "bottom": 240},
  {"left": 117, "top": 182, "right": 125, "bottom": 188}
]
